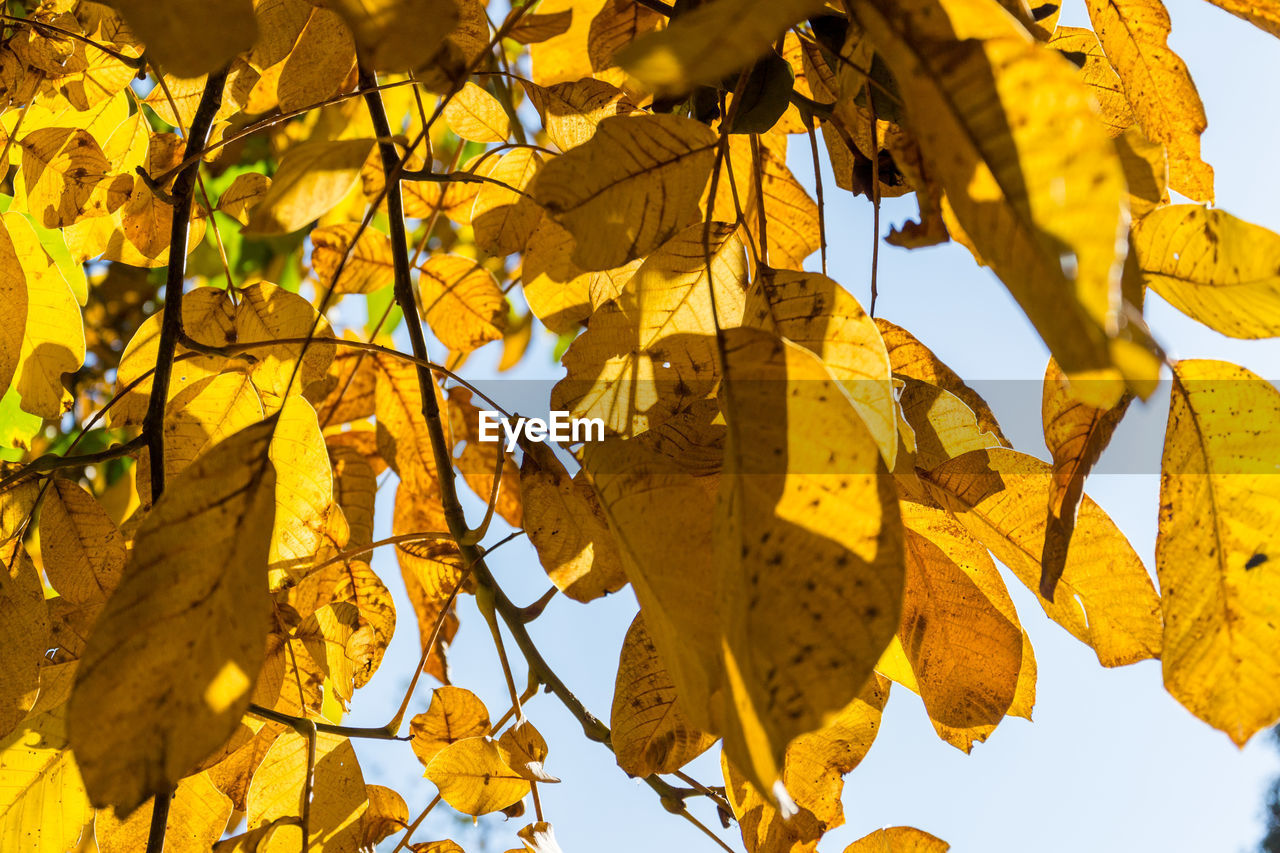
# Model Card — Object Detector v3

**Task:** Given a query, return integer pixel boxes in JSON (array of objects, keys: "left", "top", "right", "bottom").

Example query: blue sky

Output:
[{"left": 342, "top": 3, "right": 1280, "bottom": 850}]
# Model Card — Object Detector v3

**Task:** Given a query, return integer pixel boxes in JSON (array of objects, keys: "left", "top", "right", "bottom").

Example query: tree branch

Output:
[{"left": 140, "top": 63, "right": 229, "bottom": 853}]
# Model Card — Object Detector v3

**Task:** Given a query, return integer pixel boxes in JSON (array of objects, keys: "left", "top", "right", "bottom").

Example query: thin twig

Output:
[
  {"left": 0, "top": 12, "right": 144, "bottom": 67},
  {"left": 806, "top": 116, "right": 828, "bottom": 276},
  {"left": 866, "top": 80, "right": 881, "bottom": 316}
]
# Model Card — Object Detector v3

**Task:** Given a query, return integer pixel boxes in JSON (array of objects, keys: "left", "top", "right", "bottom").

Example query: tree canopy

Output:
[{"left": 0, "top": 0, "right": 1278, "bottom": 851}]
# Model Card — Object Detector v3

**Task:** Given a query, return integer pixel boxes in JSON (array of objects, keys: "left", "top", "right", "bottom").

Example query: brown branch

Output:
[
  {"left": 140, "top": 63, "right": 229, "bottom": 853},
  {"left": 0, "top": 12, "right": 145, "bottom": 68},
  {"left": 0, "top": 434, "right": 145, "bottom": 492}
]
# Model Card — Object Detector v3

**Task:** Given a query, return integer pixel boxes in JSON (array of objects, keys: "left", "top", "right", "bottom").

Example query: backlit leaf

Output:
[
  {"left": 611, "top": 613, "right": 715, "bottom": 777},
  {"left": 0, "top": 707, "right": 90, "bottom": 853},
  {"left": 924, "top": 447, "right": 1162, "bottom": 667},
  {"left": 411, "top": 686, "right": 491, "bottom": 768},
  {"left": 715, "top": 328, "right": 903, "bottom": 792},
  {"left": 1086, "top": 0, "right": 1214, "bottom": 200},
  {"left": 1158, "top": 359, "right": 1280, "bottom": 745},
  {"left": 532, "top": 114, "right": 719, "bottom": 270},
  {"left": 1130, "top": 205, "right": 1280, "bottom": 339},
  {"left": 69, "top": 421, "right": 277, "bottom": 812},
  {"left": 425, "top": 737, "right": 530, "bottom": 816},
  {"left": 245, "top": 138, "right": 374, "bottom": 235}
]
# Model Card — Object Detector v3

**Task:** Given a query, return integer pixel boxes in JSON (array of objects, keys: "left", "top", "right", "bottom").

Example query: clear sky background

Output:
[{"left": 340, "top": 2, "right": 1280, "bottom": 850}]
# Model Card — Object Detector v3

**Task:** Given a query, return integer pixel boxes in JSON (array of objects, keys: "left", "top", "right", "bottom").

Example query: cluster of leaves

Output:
[{"left": 0, "top": 0, "right": 1278, "bottom": 851}]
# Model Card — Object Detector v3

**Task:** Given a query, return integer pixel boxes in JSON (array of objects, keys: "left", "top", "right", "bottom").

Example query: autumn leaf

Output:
[
  {"left": 532, "top": 114, "right": 719, "bottom": 270},
  {"left": 69, "top": 421, "right": 277, "bottom": 812},
  {"left": 1158, "top": 359, "right": 1280, "bottom": 745},
  {"left": 0, "top": 539, "right": 51, "bottom": 738},
  {"left": 444, "top": 82, "right": 512, "bottom": 143},
  {"left": 844, "top": 826, "right": 950, "bottom": 852},
  {"left": 1040, "top": 358, "right": 1132, "bottom": 600},
  {"left": 715, "top": 328, "right": 903, "bottom": 793},
  {"left": 38, "top": 477, "right": 125, "bottom": 606},
  {"left": 520, "top": 444, "right": 628, "bottom": 603},
  {"left": 498, "top": 720, "right": 559, "bottom": 783},
  {"left": 247, "top": 730, "right": 367, "bottom": 851},
  {"left": 611, "top": 613, "right": 715, "bottom": 777},
  {"left": 924, "top": 447, "right": 1162, "bottom": 667},
  {"left": 311, "top": 222, "right": 396, "bottom": 294},
  {"left": 1086, "top": 0, "right": 1214, "bottom": 201},
  {"left": 411, "top": 686, "right": 491, "bottom": 768},
  {"left": 417, "top": 254, "right": 508, "bottom": 354},
  {"left": 95, "top": 771, "right": 232, "bottom": 853},
  {"left": 425, "top": 736, "right": 530, "bottom": 816},
  {"left": 245, "top": 138, "right": 374, "bottom": 235},
  {"left": 1130, "top": 205, "right": 1280, "bottom": 339},
  {"left": 0, "top": 707, "right": 90, "bottom": 853},
  {"left": 855, "top": 0, "right": 1160, "bottom": 400},
  {"left": 618, "top": 0, "right": 826, "bottom": 92},
  {"left": 107, "top": 0, "right": 256, "bottom": 77}
]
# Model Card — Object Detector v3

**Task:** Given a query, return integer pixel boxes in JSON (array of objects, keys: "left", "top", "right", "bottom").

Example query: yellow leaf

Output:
[
  {"left": 217, "top": 173, "right": 271, "bottom": 226},
  {"left": 899, "top": 502, "right": 1037, "bottom": 750},
  {"left": 1115, "top": 126, "right": 1169, "bottom": 221},
  {"left": 19, "top": 127, "right": 110, "bottom": 228},
  {"left": 517, "top": 821, "right": 563, "bottom": 853},
  {"left": 425, "top": 737, "right": 530, "bottom": 816},
  {"left": 247, "top": 730, "right": 367, "bottom": 852},
  {"left": 411, "top": 686, "right": 491, "bottom": 769},
  {"left": 498, "top": 720, "right": 559, "bottom": 783},
  {"left": 521, "top": 217, "right": 639, "bottom": 334},
  {"left": 296, "top": 601, "right": 364, "bottom": 703},
  {"left": 68, "top": 421, "right": 277, "bottom": 812},
  {"left": 744, "top": 269, "right": 897, "bottom": 467},
  {"left": 520, "top": 78, "right": 637, "bottom": 152},
  {"left": 245, "top": 138, "right": 374, "bottom": 235},
  {"left": 444, "top": 82, "right": 511, "bottom": 143},
  {"left": 417, "top": 254, "right": 507, "bottom": 354},
  {"left": 715, "top": 328, "right": 903, "bottom": 793},
  {"left": 311, "top": 223, "right": 395, "bottom": 295},
  {"left": 1204, "top": 0, "right": 1280, "bottom": 36},
  {"left": 1040, "top": 358, "right": 1132, "bottom": 600},
  {"left": 4, "top": 212, "right": 85, "bottom": 418},
  {"left": 897, "top": 378, "right": 1004, "bottom": 473},
  {"left": 583, "top": 438, "right": 724, "bottom": 738},
  {"left": 924, "top": 447, "right": 1162, "bottom": 667},
  {"left": 900, "top": 517, "right": 1021, "bottom": 732},
  {"left": 844, "top": 826, "right": 950, "bottom": 853},
  {"left": 324, "top": 0, "right": 459, "bottom": 72},
  {"left": 234, "top": 281, "right": 337, "bottom": 412},
  {"left": 107, "top": 0, "right": 256, "bottom": 77},
  {"left": 520, "top": 445, "right": 628, "bottom": 603},
  {"left": 267, "top": 397, "right": 335, "bottom": 584},
  {"left": 0, "top": 223, "right": 25, "bottom": 395},
  {"left": 618, "top": 0, "right": 825, "bottom": 91},
  {"left": 1046, "top": 27, "right": 1134, "bottom": 136},
  {"left": 268, "top": 1, "right": 356, "bottom": 114},
  {"left": 0, "top": 707, "right": 90, "bottom": 853},
  {"left": 470, "top": 149, "right": 544, "bottom": 257},
  {"left": 1131, "top": 205, "right": 1280, "bottom": 339},
  {"left": 359, "top": 784, "right": 408, "bottom": 849},
  {"left": 446, "top": 388, "right": 523, "bottom": 527},
  {"left": 876, "top": 318, "right": 1009, "bottom": 445},
  {"left": 38, "top": 478, "right": 125, "bottom": 606},
  {"left": 856, "top": 0, "right": 1158, "bottom": 398},
  {"left": 1158, "top": 359, "right": 1280, "bottom": 745},
  {"left": 95, "top": 771, "right": 231, "bottom": 853},
  {"left": 551, "top": 222, "right": 746, "bottom": 437},
  {"left": 1086, "top": 0, "right": 1214, "bottom": 201},
  {"left": 0, "top": 540, "right": 50, "bottom": 738},
  {"left": 532, "top": 114, "right": 719, "bottom": 270},
  {"left": 611, "top": 612, "right": 716, "bottom": 777},
  {"left": 143, "top": 372, "right": 265, "bottom": 496},
  {"left": 723, "top": 675, "right": 888, "bottom": 853}
]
